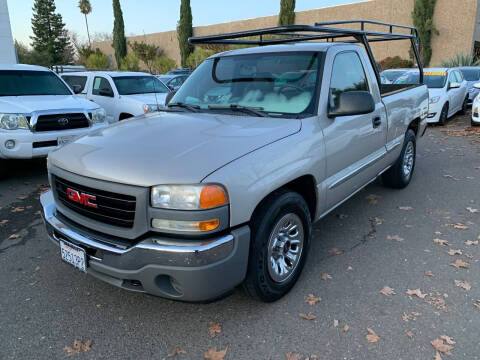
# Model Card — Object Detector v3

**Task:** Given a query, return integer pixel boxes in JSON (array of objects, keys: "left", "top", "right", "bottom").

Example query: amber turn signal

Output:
[{"left": 200, "top": 185, "right": 227, "bottom": 209}]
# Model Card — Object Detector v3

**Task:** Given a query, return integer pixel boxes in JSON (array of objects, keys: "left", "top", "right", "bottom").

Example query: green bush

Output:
[
  {"left": 441, "top": 53, "right": 480, "bottom": 67},
  {"left": 378, "top": 56, "right": 413, "bottom": 71},
  {"left": 186, "top": 48, "right": 216, "bottom": 68},
  {"left": 120, "top": 52, "right": 140, "bottom": 71},
  {"left": 86, "top": 52, "right": 110, "bottom": 70},
  {"left": 152, "top": 56, "right": 177, "bottom": 74}
]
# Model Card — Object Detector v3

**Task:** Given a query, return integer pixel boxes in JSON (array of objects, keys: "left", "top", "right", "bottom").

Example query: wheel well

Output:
[
  {"left": 119, "top": 113, "right": 134, "bottom": 120},
  {"left": 408, "top": 118, "right": 420, "bottom": 136},
  {"left": 251, "top": 175, "right": 317, "bottom": 222}
]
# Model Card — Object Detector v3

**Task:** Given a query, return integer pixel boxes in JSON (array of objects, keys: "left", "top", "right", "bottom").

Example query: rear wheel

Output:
[
  {"left": 382, "top": 129, "right": 416, "bottom": 189},
  {"left": 460, "top": 97, "right": 468, "bottom": 115},
  {"left": 439, "top": 103, "right": 448, "bottom": 126},
  {"left": 243, "top": 190, "right": 311, "bottom": 302}
]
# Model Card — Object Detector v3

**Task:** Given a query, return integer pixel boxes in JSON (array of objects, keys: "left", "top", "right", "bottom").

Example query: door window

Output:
[
  {"left": 329, "top": 52, "right": 369, "bottom": 108},
  {"left": 92, "top": 77, "right": 114, "bottom": 97},
  {"left": 61, "top": 75, "right": 87, "bottom": 92},
  {"left": 454, "top": 70, "right": 464, "bottom": 83}
]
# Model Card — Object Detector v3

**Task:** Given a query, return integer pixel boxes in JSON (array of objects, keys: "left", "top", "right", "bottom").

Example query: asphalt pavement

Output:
[{"left": 1, "top": 113, "right": 479, "bottom": 360}]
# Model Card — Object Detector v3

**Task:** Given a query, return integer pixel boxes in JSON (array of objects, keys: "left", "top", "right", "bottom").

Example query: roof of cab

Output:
[{"left": 0, "top": 64, "right": 51, "bottom": 71}]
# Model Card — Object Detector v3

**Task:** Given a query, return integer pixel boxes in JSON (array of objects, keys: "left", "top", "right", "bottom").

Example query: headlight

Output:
[
  {"left": 0, "top": 113, "right": 29, "bottom": 130},
  {"left": 91, "top": 108, "right": 106, "bottom": 123},
  {"left": 151, "top": 184, "right": 228, "bottom": 210},
  {"left": 143, "top": 104, "right": 159, "bottom": 113},
  {"left": 429, "top": 96, "right": 440, "bottom": 104}
]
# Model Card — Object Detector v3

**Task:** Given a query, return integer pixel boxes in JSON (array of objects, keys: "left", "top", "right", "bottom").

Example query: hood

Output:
[
  {"left": 428, "top": 88, "right": 443, "bottom": 98},
  {"left": 49, "top": 112, "right": 301, "bottom": 186},
  {"left": 0, "top": 95, "right": 99, "bottom": 113},
  {"left": 121, "top": 93, "right": 168, "bottom": 105}
]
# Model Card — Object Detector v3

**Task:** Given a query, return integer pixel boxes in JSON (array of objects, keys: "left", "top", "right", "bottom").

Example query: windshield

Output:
[
  {"left": 394, "top": 71, "right": 446, "bottom": 89},
  {"left": 112, "top": 76, "right": 170, "bottom": 95},
  {"left": 170, "top": 52, "right": 320, "bottom": 117},
  {"left": 0, "top": 70, "right": 72, "bottom": 96},
  {"left": 460, "top": 69, "right": 480, "bottom": 81}
]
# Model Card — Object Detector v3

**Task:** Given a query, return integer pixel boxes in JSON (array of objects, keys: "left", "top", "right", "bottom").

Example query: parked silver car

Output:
[{"left": 458, "top": 66, "right": 480, "bottom": 104}]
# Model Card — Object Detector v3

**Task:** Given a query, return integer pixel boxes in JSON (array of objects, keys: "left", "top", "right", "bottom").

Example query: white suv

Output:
[
  {"left": 0, "top": 64, "right": 107, "bottom": 166},
  {"left": 61, "top": 71, "right": 171, "bottom": 123}
]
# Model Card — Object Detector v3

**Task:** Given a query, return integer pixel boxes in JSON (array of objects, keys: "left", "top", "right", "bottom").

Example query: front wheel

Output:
[
  {"left": 439, "top": 103, "right": 448, "bottom": 126},
  {"left": 382, "top": 129, "right": 416, "bottom": 189},
  {"left": 460, "top": 97, "right": 468, "bottom": 115},
  {"left": 243, "top": 190, "right": 311, "bottom": 302}
]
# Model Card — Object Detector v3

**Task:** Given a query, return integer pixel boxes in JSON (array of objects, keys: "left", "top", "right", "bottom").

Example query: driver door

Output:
[{"left": 88, "top": 76, "right": 117, "bottom": 123}]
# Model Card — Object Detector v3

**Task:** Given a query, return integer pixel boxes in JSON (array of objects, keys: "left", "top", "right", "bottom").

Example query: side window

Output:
[
  {"left": 92, "top": 77, "right": 113, "bottom": 97},
  {"left": 454, "top": 71, "right": 463, "bottom": 82},
  {"left": 62, "top": 76, "right": 87, "bottom": 92},
  {"left": 448, "top": 72, "right": 456, "bottom": 85},
  {"left": 329, "top": 52, "right": 369, "bottom": 108}
]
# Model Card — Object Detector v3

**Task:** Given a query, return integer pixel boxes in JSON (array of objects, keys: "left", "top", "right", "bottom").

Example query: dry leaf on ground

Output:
[
  {"left": 450, "top": 258, "right": 470, "bottom": 269},
  {"left": 465, "top": 240, "right": 479, "bottom": 246},
  {"left": 333, "top": 319, "right": 339, "bottom": 327},
  {"left": 8, "top": 234, "right": 21, "bottom": 240},
  {"left": 204, "top": 347, "right": 227, "bottom": 360},
  {"left": 329, "top": 248, "right": 344, "bottom": 255},
  {"left": 379, "top": 286, "right": 396, "bottom": 296},
  {"left": 447, "top": 249, "right": 463, "bottom": 256},
  {"left": 167, "top": 346, "right": 186, "bottom": 358},
  {"left": 371, "top": 217, "right": 384, "bottom": 225},
  {"left": 10, "top": 207, "right": 24, "bottom": 213},
  {"left": 431, "top": 337, "right": 454, "bottom": 355},
  {"left": 466, "top": 207, "right": 479, "bottom": 213},
  {"left": 64, "top": 339, "right": 92, "bottom": 356},
  {"left": 0, "top": 219, "right": 8, "bottom": 227},
  {"left": 433, "top": 238, "right": 449, "bottom": 246},
  {"left": 398, "top": 206, "right": 413, "bottom": 211},
  {"left": 405, "top": 330, "right": 414, "bottom": 339},
  {"left": 387, "top": 235, "right": 404, "bottom": 242},
  {"left": 425, "top": 270, "right": 434, "bottom": 277},
  {"left": 305, "top": 294, "right": 322, "bottom": 305},
  {"left": 208, "top": 322, "right": 222, "bottom": 338},
  {"left": 474, "top": 300, "right": 480, "bottom": 309},
  {"left": 406, "top": 289, "right": 427, "bottom": 299},
  {"left": 321, "top": 273, "right": 332, "bottom": 280},
  {"left": 455, "top": 280, "right": 471, "bottom": 291},
  {"left": 342, "top": 324, "right": 349, "bottom": 333},
  {"left": 366, "top": 194, "right": 380, "bottom": 205},
  {"left": 299, "top": 313, "right": 316, "bottom": 320},
  {"left": 366, "top": 328, "right": 380, "bottom": 343},
  {"left": 440, "top": 335, "right": 456, "bottom": 345},
  {"left": 449, "top": 223, "right": 469, "bottom": 230},
  {"left": 443, "top": 174, "right": 460, "bottom": 181},
  {"left": 285, "top": 352, "right": 303, "bottom": 360},
  {"left": 434, "top": 352, "right": 443, "bottom": 360}
]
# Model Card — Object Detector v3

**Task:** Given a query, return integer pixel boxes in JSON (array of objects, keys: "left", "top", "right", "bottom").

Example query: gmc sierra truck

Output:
[{"left": 41, "top": 21, "right": 429, "bottom": 302}]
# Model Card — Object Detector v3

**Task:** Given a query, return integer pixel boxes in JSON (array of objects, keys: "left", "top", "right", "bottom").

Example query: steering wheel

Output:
[{"left": 278, "top": 84, "right": 305, "bottom": 97}]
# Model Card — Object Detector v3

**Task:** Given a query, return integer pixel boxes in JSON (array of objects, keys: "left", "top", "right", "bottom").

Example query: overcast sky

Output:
[{"left": 8, "top": 0, "right": 366, "bottom": 46}]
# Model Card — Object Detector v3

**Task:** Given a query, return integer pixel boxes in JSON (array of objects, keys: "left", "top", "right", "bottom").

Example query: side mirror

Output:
[
  {"left": 72, "top": 85, "right": 82, "bottom": 94},
  {"left": 448, "top": 82, "right": 460, "bottom": 90},
  {"left": 328, "top": 91, "right": 375, "bottom": 118},
  {"left": 99, "top": 89, "right": 114, "bottom": 97},
  {"left": 165, "top": 90, "right": 176, "bottom": 105},
  {"left": 473, "top": 83, "right": 480, "bottom": 89}
]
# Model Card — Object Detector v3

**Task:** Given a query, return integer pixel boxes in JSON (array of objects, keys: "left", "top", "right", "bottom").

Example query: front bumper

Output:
[
  {"left": 0, "top": 123, "right": 108, "bottom": 160},
  {"left": 426, "top": 102, "right": 443, "bottom": 123},
  {"left": 40, "top": 190, "right": 250, "bottom": 302}
]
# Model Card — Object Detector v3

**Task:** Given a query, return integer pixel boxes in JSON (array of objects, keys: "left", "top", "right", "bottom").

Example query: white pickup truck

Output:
[
  {"left": 61, "top": 71, "right": 171, "bottom": 123},
  {"left": 0, "top": 64, "right": 107, "bottom": 172}
]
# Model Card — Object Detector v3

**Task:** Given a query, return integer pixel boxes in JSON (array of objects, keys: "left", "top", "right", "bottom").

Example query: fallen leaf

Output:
[
  {"left": 447, "top": 249, "right": 462, "bottom": 256},
  {"left": 305, "top": 294, "right": 322, "bottom": 305},
  {"left": 450, "top": 258, "right": 469, "bottom": 269},
  {"left": 454, "top": 280, "right": 471, "bottom": 291},
  {"left": 8, "top": 234, "right": 21, "bottom": 240},
  {"left": 366, "top": 194, "right": 380, "bottom": 205},
  {"left": 387, "top": 235, "right": 404, "bottom": 242},
  {"left": 0, "top": 219, "right": 8, "bottom": 227},
  {"left": 34, "top": 266, "right": 40, "bottom": 271},
  {"left": 428, "top": 297, "right": 447, "bottom": 311},
  {"left": 285, "top": 352, "right": 303, "bottom": 360},
  {"left": 440, "top": 335, "right": 456, "bottom": 345},
  {"left": 402, "top": 312, "right": 409, "bottom": 322},
  {"left": 425, "top": 270, "right": 434, "bottom": 277},
  {"left": 299, "top": 312, "right": 316, "bottom": 320},
  {"left": 321, "top": 273, "right": 332, "bottom": 280},
  {"left": 398, "top": 206, "right": 413, "bottom": 211},
  {"left": 371, "top": 217, "right": 384, "bottom": 225},
  {"left": 431, "top": 337, "right": 454, "bottom": 355},
  {"left": 379, "top": 286, "right": 396, "bottom": 296},
  {"left": 17, "top": 195, "right": 28, "bottom": 200},
  {"left": 342, "top": 324, "right": 349, "bottom": 333},
  {"left": 411, "top": 312, "right": 421, "bottom": 318},
  {"left": 208, "top": 322, "right": 222, "bottom": 339},
  {"left": 474, "top": 300, "right": 480, "bottom": 309},
  {"left": 434, "top": 352, "right": 443, "bottom": 360},
  {"left": 10, "top": 207, "right": 24, "bottom": 213},
  {"left": 406, "top": 289, "right": 427, "bottom": 299},
  {"left": 433, "top": 238, "right": 449, "bottom": 246},
  {"left": 204, "top": 347, "right": 227, "bottom": 360},
  {"left": 333, "top": 319, "right": 339, "bottom": 327},
  {"left": 450, "top": 223, "right": 469, "bottom": 230},
  {"left": 168, "top": 346, "right": 186, "bottom": 358},
  {"left": 366, "top": 328, "right": 380, "bottom": 343},
  {"left": 465, "top": 240, "right": 479, "bottom": 246},
  {"left": 346, "top": 266, "right": 353, "bottom": 271},
  {"left": 443, "top": 174, "right": 460, "bottom": 181},
  {"left": 405, "top": 330, "right": 414, "bottom": 339},
  {"left": 466, "top": 207, "right": 479, "bottom": 213},
  {"left": 329, "top": 248, "right": 344, "bottom": 255},
  {"left": 64, "top": 339, "right": 93, "bottom": 356}
]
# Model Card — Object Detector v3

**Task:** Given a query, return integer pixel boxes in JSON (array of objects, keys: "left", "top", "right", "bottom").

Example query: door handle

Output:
[{"left": 372, "top": 116, "right": 382, "bottom": 128}]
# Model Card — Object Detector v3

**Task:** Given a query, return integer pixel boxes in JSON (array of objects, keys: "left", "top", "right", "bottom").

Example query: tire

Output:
[
  {"left": 243, "top": 190, "right": 312, "bottom": 302},
  {"left": 439, "top": 103, "right": 448, "bottom": 126},
  {"left": 382, "top": 129, "right": 416, "bottom": 189},
  {"left": 460, "top": 97, "right": 468, "bottom": 115}
]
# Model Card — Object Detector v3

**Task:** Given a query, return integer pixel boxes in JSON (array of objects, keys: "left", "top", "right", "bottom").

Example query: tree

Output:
[
  {"left": 15, "top": 40, "right": 51, "bottom": 66},
  {"left": 86, "top": 49, "right": 110, "bottom": 69},
  {"left": 78, "top": 0, "right": 92, "bottom": 45},
  {"left": 152, "top": 56, "right": 177, "bottom": 74},
  {"left": 177, "top": 0, "right": 193, "bottom": 68},
  {"left": 412, "top": 0, "right": 439, "bottom": 66},
  {"left": 186, "top": 48, "right": 216, "bottom": 68},
  {"left": 120, "top": 52, "right": 140, "bottom": 71},
  {"left": 30, "top": 0, "right": 74, "bottom": 65},
  {"left": 112, "top": 0, "right": 127, "bottom": 68},
  {"left": 278, "top": 0, "right": 295, "bottom": 26},
  {"left": 129, "top": 41, "right": 163, "bottom": 73}
]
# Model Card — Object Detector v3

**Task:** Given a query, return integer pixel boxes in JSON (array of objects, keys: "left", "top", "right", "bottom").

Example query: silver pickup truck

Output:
[{"left": 41, "top": 21, "right": 428, "bottom": 302}]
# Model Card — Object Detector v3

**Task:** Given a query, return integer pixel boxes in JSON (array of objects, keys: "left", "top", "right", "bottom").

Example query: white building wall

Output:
[{"left": 0, "top": 0, "right": 16, "bottom": 64}]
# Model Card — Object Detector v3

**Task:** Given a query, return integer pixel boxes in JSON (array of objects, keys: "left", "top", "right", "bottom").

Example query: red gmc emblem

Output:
[{"left": 66, "top": 188, "right": 97, "bottom": 208}]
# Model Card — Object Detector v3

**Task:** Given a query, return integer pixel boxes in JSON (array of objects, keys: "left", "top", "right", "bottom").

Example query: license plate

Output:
[
  {"left": 57, "top": 135, "right": 76, "bottom": 146},
  {"left": 60, "top": 240, "right": 87, "bottom": 273}
]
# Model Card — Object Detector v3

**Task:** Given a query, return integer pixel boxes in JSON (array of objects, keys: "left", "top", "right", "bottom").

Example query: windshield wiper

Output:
[
  {"left": 208, "top": 104, "right": 266, "bottom": 117},
  {"left": 168, "top": 102, "right": 200, "bottom": 112}
]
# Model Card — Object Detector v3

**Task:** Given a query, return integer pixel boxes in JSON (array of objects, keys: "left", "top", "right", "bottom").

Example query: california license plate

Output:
[
  {"left": 60, "top": 240, "right": 87, "bottom": 273},
  {"left": 57, "top": 135, "right": 76, "bottom": 146}
]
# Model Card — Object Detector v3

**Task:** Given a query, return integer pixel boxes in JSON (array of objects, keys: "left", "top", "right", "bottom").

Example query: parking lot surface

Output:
[{"left": 1, "top": 114, "right": 479, "bottom": 360}]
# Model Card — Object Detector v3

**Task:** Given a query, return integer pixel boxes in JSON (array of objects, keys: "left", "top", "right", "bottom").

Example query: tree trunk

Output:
[{"left": 84, "top": 14, "right": 91, "bottom": 46}]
